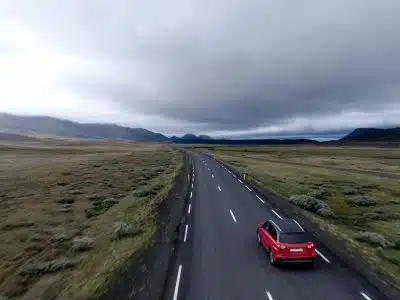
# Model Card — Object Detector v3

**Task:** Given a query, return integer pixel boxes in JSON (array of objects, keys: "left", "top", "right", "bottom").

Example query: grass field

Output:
[
  {"left": 192, "top": 145, "right": 400, "bottom": 284},
  {"left": 0, "top": 140, "right": 182, "bottom": 299}
]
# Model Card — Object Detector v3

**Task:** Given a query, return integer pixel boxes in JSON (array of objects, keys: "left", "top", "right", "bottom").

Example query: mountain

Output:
[
  {"left": 171, "top": 133, "right": 214, "bottom": 142},
  {"left": 340, "top": 127, "right": 400, "bottom": 142},
  {"left": 0, "top": 113, "right": 168, "bottom": 142},
  {"left": 173, "top": 138, "right": 318, "bottom": 145}
]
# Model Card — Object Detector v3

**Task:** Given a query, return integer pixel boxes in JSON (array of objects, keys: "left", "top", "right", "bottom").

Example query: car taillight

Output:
[{"left": 307, "top": 243, "right": 315, "bottom": 249}]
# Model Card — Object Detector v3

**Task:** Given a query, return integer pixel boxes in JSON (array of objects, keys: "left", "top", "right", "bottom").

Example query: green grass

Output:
[
  {"left": 0, "top": 141, "right": 183, "bottom": 299},
  {"left": 197, "top": 145, "right": 400, "bottom": 285}
]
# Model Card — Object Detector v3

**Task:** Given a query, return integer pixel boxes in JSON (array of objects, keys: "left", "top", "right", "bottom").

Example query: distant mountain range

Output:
[
  {"left": 0, "top": 113, "right": 212, "bottom": 142},
  {"left": 0, "top": 113, "right": 398, "bottom": 144}
]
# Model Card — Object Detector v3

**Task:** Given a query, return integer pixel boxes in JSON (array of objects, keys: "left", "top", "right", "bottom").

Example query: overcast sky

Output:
[{"left": 0, "top": 0, "right": 399, "bottom": 137}]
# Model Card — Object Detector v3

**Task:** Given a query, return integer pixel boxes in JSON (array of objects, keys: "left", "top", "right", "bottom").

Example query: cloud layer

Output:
[{"left": 1, "top": 0, "right": 399, "bottom": 137}]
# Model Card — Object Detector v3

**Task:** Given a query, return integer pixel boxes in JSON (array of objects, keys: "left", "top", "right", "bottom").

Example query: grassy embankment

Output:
[
  {"left": 193, "top": 145, "right": 400, "bottom": 284},
  {"left": 0, "top": 140, "right": 182, "bottom": 299}
]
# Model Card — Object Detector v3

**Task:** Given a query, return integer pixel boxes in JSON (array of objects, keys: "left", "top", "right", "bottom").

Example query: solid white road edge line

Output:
[
  {"left": 173, "top": 265, "right": 182, "bottom": 300},
  {"left": 188, "top": 204, "right": 191, "bottom": 215},
  {"left": 271, "top": 209, "right": 283, "bottom": 220},
  {"left": 238, "top": 179, "right": 243, "bottom": 183},
  {"left": 315, "top": 249, "right": 330, "bottom": 263},
  {"left": 360, "top": 291, "right": 372, "bottom": 300},
  {"left": 184, "top": 224, "right": 188, "bottom": 242},
  {"left": 266, "top": 290, "right": 274, "bottom": 300},
  {"left": 229, "top": 209, "right": 237, "bottom": 223},
  {"left": 245, "top": 185, "right": 252, "bottom": 191},
  {"left": 256, "top": 195, "right": 265, "bottom": 204},
  {"left": 218, "top": 185, "right": 222, "bottom": 192}
]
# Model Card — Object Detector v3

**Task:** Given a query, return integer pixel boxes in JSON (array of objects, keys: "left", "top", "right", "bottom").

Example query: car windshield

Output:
[{"left": 279, "top": 232, "right": 310, "bottom": 243}]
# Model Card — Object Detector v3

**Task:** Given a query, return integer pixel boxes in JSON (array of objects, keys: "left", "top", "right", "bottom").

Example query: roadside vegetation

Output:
[
  {"left": 0, "top": 140, "right": 182, "bottom": 299},
  {"left": 192, "top": 145, "right": 400, "bottom": 284}
]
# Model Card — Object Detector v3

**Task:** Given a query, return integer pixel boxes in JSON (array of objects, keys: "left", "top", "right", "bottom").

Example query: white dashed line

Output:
[
  {"left": 315, "top": 249, "right": 330, "bottom": 263},
  {"left": 360, "top": 292, "right": 372, "bottom": 300},
  {"left": 245, "top": 185, "right": 252, "bottom": 192},
  {"left": 266, "top": 290, "right": 274, "bottom": 300},
  {"left": 233, "top": 174, "right": 237, "bottom": 178},
  {"left": 188, "top": 204, "right": 191, "bottom": 215},
  {"left": 256, "top": 195, "right": 265, "bottom": 204},
  {"left": 190, "top": 191, "right": 193, "bottom": 199},
  {"left": 228, "top": 170, "right": 231, "bottom": 173},
  {"left": 293, "top": 219, "right": 304, "bottom": 231},
  {"left": 238, "top": 179, "right": 243, "bottom": 183},
  {"left": 218, "top": 186, "right": 222, "bottom": 192},
  {"left": 173, "top": 265, "right": 182, "bottom": 300},
  {"left": 229, "top": 210, "right": 237, "bottom": 223},
  {"left": 207, "top": 167, "right": 210, "bottom": 171},
  {"left": 191, "top": 183, "right": 193, "bottom": 189},
  {"left": 271, "top": 209, "right": 283, "bottom": 220},
  {"left": 184, "top": 224, "right": 188, "bottom": 242},
  {"left": 212, "top": 174, "right": 214, "bottom": 178}
]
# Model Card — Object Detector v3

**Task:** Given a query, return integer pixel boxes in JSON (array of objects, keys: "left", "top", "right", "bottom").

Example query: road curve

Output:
[{"left": 164, "top": 152, "right": 388, "bottom": 300}]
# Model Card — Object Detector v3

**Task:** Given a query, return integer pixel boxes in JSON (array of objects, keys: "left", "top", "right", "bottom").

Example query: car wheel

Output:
[{"left": 269, "top": 250, "right": 277, "bottom": 267}]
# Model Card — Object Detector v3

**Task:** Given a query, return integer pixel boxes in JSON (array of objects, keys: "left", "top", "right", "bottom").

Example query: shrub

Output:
[
  {"left": 363, "top": 208, "right": 400, "bottom": 221},
  {"left": 376, "top": 247, "right": 400, "bottom": 265},
  {"left": 55, "top": 198, "right": 75, "bottom": 205},
  {"left": 112, "top": 222, "right": 142, "bottom": 240},
  {"left": 69, "top": 189, "right": 84, "bottom": 195},
  {"left": 355, "top": 232, "right": 394, "bottom": 248},
  {"left": 289, "top": 195, "right": 334, "bottom": 217},
  {"left": 392, "top": 239, "right": 400, "bottom": 250},
  {"left": 56, "top": 207, "right": 73, "bottom": 213},
  {"left": 51, "top": 232, "right": 74, "bottom": 242},
  {"left": 388, "top": 199, "right": 400, "bottom": 205},
  {"left": 2, "top": 221, "right": 35, "bottom": 231},
  {"left": 134, "top": 186, "right": 157, "bottom": 198},
  {"left": 346, "top": 195, "right": 377, "bottom": 207},
  {"left": 343, "top": 188, "right": 358, "bottom": 195},
  {"left": 307, "top": 189, "right": 330, "bottom": 200},
  {"left": 72, "top": 236, "right": 93, "bottom": 252},
  {"left": 86, "top": 194, "right": 103, "bottom": 202},
  {"left": 316, "top": 207, "right": 334, "bottom": 217},
  {"left": 19, "top": 258, "right": 76, "bottom": 279},
  {"left": 85, "top": 208, "right": 102, "bottom": 218},
  {"left": 361, "top": 183, "right": 380, "bottom": 189}
]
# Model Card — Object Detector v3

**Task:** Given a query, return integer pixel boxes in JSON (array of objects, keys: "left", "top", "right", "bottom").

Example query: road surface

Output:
[{"left": 164, "top": 152, "right": 388, "bottom": 300}]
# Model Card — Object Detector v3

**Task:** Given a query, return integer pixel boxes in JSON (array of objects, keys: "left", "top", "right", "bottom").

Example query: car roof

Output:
[{"left": 269, "top": 218, "right": 304, "bottom": 233}]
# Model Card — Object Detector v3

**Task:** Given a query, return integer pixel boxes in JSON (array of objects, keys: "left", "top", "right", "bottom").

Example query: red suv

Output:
[{"left": 257, "top": 218, "right": 316, "bottom": 267}]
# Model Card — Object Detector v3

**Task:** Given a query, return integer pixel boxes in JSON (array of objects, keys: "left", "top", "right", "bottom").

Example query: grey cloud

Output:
[{"left": 2, "top": 0, "right": 400, "bottom": 135}]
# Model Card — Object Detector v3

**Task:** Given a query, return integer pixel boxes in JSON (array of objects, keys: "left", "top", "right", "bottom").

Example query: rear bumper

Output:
[
  {"left": 275, "top": 253, "right": 316, "bottom": 264},
  {"left": 278, "top": 257, "right": 315, "bottom": 264}
]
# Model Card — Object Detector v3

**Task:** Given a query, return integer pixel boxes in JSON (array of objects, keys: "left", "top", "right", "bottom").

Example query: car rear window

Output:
[{"left": 279, "top": 233, "right": 311, "bottom": 243}]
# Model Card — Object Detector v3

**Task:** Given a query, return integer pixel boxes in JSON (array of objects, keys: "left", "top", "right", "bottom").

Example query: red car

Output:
[{"left": 257, "top": 218, "right": 316, "bottom": 267}]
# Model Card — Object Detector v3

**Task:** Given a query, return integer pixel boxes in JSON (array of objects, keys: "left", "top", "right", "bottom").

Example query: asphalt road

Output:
[{"left": 164, "top": 152, "right": 388, "bottom": 300}]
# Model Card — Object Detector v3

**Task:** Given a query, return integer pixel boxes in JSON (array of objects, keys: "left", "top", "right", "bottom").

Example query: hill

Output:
[
  {"left": 340, "top": 127, "right": 400, "bottom": 142},
  {"left": 0, "top": 113, "right": 169, "bottom": 142}
]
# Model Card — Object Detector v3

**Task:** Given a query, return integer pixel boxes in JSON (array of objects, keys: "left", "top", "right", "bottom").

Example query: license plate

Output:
[{"left": 290, "top": 248, "right": 303, "bottom": 252}]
